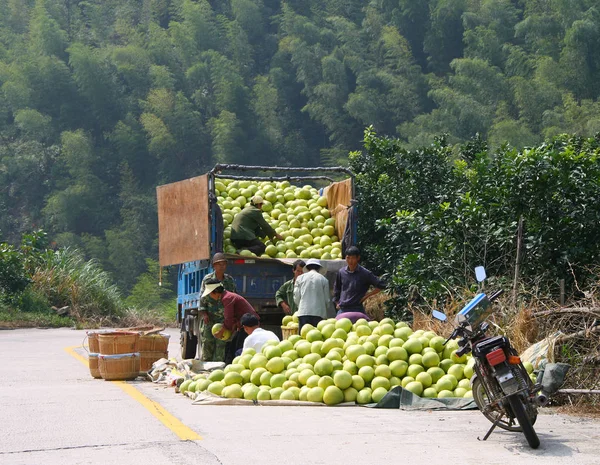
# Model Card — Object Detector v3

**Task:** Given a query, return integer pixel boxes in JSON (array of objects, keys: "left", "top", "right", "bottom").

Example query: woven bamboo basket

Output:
[
  {"left": 138, "top": 333, "right": 170, "bottom": 352},
  {"left": 98, "top": 331, "right": 139, "bottom": 355},
  {"left": 281, "top": 325, "right": 298, "bottom": 340},
  {"left": 88, "top": 353, "right": 101, "bottom": 379},
  {"left": 98, "top": 353, "right": 140, "bottom": 380},
  {"left": 139, "top": 351, "right": 169, "bottom": 373}
]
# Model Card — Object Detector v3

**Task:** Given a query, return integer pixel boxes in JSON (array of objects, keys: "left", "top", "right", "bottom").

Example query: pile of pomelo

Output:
[
  {"left": 281, "top": 314, "right": 299, "bottom": 330},
  {"left": 215, "top": 179, "right": 342, "bottom": 260},
  {"left": 181, "top": 317, "right": 479, "bottom": 405}
]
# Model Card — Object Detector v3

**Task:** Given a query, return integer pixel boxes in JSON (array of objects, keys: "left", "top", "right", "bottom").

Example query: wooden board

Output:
[{"left": 157, "top": 175, "right": 210, "bottom": 266}]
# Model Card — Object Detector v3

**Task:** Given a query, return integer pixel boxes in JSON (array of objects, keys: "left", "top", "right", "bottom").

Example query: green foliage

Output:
[
  {"left": 3, "top": 0, "right": 600, "bottom": 306},
  {"left": 351, "top": 129, "right": 600, "bottom": 310},
  {"left": 125, "top": 258, "right": 176, "bottom": 321}
]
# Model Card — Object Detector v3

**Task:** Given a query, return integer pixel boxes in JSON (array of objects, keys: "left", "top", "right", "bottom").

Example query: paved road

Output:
[{"left": 1, "top": 328, "right": 599, "bottom": 465}]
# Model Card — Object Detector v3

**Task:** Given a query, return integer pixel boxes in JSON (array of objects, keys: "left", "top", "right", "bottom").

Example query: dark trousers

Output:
[
  {"left": 299, "top": 315, "right": 323, "bottom": 333},
  {"left": 224, "top": 329, "right": 248, "bottom": 364},
  {"left": 232, "top": 238, "right": 266, "bottom": 256}
]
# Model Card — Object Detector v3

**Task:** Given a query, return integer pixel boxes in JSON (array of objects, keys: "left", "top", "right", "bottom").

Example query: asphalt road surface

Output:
[{"left": 1, "top": 328, "right": 599, "bottom": 465}]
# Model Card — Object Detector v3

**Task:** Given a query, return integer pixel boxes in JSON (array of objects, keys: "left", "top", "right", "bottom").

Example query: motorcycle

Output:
[{"left": 433, "top": 267, "right": 547, "bottom": 449}]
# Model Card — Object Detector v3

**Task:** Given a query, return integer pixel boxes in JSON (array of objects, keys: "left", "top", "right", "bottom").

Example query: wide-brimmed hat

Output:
[
  {"left": 304, "top": 258, "right": 324, "bottom": 272},
  {"left": 212, "top": 252, "right": 227, "bottom": 265},
  {"left": 251, "top": 195, "right": 264, "bottom": 205},
  {"left": 201, "top": 282, "right": 223, "bottom": 298}
]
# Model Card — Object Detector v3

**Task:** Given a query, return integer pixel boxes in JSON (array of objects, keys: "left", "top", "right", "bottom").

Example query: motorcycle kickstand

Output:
[{"left": 478, "top": 418, "right": 501, "bottom": 442}]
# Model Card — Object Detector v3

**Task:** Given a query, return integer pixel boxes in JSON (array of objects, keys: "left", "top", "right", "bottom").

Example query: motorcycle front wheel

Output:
[{"left": 472, "top": 377, "right": 523, "bottom": 432}]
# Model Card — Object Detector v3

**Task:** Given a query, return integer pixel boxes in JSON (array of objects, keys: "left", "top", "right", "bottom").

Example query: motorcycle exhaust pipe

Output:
[{"left": 534, "top": 393, "right": 549, "bottom": 407}]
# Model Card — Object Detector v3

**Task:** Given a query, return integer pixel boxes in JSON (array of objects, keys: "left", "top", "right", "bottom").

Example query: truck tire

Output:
[
  {"left": 508, "top": 394, "right": 540, "bottom": 449},
  {"left": 180, "top": 321, "right": 197, "bottom": 360}
]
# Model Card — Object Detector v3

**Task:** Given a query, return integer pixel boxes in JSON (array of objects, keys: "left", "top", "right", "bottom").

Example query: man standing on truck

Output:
[
  {"left": 198, "top": 253, "right": 237, "bottom": 362},
  {"left": 275, "top": 259, "right": 305, "bottom": 315},
  {"left": 294, "top": 258, "right": 331, "bottom": 331},
  {"left": 230, "top": 195, "right": 284, "bottom": 256},
  {"left": 202, "top": 278, "right": 260, "bottom": 364},
  {"left": 333, "top": 246, "right": 386, "bottom": 316}
]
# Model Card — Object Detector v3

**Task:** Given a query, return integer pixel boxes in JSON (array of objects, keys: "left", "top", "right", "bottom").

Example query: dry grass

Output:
[{"left": 364, "top": 291, "right": 389, "bottom": 321}]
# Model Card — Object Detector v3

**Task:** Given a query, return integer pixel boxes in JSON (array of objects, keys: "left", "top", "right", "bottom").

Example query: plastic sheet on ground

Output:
[
  {"left": 192, "top": 390, "right": 356, "bottom": 407},
  {"left": 371, "top": 386, "right": 478, "bottom": 410}
]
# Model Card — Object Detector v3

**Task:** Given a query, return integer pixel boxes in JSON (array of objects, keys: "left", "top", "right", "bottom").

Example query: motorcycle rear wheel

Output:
[
  {"left": 507, "top": 394, "right": 540, "bottom": 449},
  {"left": 472, "top": 377, "right": 522, "bottom": 432}
]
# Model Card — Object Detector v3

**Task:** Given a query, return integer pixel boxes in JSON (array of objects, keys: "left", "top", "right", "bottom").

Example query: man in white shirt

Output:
[
  {"left": 293, "top": 258, "right": 331, "bottom": 332},
  {"left": 241, "top": 313, "right": 280, "bottom": 353}
]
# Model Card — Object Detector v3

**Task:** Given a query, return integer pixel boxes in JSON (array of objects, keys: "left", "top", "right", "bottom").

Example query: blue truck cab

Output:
[{"left": 157, "top": 164, "right": 356, "bottom": 359}]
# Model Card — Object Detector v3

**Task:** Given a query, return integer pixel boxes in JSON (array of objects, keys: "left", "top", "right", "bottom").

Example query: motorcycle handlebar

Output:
[{"left": 488, "top": 289, "right": 504, "bottom": 302}]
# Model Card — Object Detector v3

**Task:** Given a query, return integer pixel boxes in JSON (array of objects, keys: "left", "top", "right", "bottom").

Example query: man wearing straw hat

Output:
[
  {"left": 198, "top": 253, "right": 237, "bottom": 362},
  {"left": 293, "top": 258, "right": 332, "bottom": 332},
  {"left": 202, "top": 278, "right": 259, "bottom": 364},
  {"left": 230, "top": 195, "right": 284, "bottom": 256}
]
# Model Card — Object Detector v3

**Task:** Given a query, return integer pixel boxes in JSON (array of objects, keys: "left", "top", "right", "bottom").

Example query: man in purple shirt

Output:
[{"left": 333, "top": 246, "right": 385, "bottom": 315}]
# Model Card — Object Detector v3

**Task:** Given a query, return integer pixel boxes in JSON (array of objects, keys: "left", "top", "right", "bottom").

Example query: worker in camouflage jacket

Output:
[{"left": 199, "top": 253, "right": 237, "bottom": 361}]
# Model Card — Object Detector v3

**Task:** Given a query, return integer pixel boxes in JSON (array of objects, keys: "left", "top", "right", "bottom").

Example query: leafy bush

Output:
[{"left": 350, "top": 128, "right": 600, "bottom": 311}]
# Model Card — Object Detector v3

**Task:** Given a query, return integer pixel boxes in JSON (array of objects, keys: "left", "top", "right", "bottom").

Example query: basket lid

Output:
[{"left": 99, "top": 352, "right": 140, "bottom": 359}]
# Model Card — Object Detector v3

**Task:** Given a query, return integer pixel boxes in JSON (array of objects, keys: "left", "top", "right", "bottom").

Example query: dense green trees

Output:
[{"left": 2, "top": 0, "right": 600, "bottom": 302}]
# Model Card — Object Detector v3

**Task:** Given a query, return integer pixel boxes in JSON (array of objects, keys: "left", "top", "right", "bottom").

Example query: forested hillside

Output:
[{"left": 2, "top": 0, "right": 600, "bottom": 294}]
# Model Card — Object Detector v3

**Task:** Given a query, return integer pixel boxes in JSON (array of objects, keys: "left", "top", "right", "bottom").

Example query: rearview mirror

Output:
[
  {"left": 432, "top": 310, "right": 447, "bottom": 321},
  {"left": 475, "top": 266, "right": 487, "bottom": 282}
]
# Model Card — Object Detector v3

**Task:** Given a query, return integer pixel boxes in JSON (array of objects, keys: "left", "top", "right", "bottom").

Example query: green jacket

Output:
[
  {"left": 230, "top": 205, "right": 277, "bottom": 242},
  {"left": 199, "top": 272, "right": 237, "bottom": 313},
  {"left": 275, "top": 279, "right": 298, "bottom": 314}
]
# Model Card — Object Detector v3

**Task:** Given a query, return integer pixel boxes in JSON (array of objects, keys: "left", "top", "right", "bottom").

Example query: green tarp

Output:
[{"left": 371, "top": 386, "right": 478, "bottom": 410}]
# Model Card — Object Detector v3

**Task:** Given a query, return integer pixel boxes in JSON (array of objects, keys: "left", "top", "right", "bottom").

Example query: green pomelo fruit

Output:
[
  {"left": 295, "top": 341, "right": 312, "bottom": 357},
  {"left": 463, "top": 364, "right": 474, "bottom": 380},
  {"left": 298, "top": 387, "right": 309, "bottom": 401},
  {"left": 321, "top": 324, "right": 336, "bottom": 339},
  {"left": 371, "top": 387, "right": 388, "bottom": 403},
  {"left": 395, "top": 327, "right": 413, "bottom": 340},
  {"left": 429, "top": 336, "right": 446, "bottom": 352},
  {"left": 208, "top": 370, "right": 225, "bottom": 382},
  {"left": 451, "top": 350, "right": 468, "bottom": 364},
  {"left": 331, "top": 328, "right": 348, "bottom": 340},
  {"left": 389, "top": 360, "right": 408, "bottom": 378},
  {"left": 407, "top": 364, "right": 425, "bottom": 378},
  {"left": 403, "top": 339, "right": 423, "bottom": 355},
  {"left": 282, "top": 380, "right": 298, "bottom": 390},
  {"left": 387, "top": 347, "right": 408, "bottom": 362},
  {"left": 415, "top": 372, "right": 433, "bottom": 388},
  {"left": 351, "top": 374, "right": 365, "bottom": 390},
  {"left": 358, "top": 366, "right": 375, "bottom": 383},
  {"left": 250, "top": 368, "right": 267, "bottom": 385},
  {"left": 224, "top": 372, "right": 243, "bottom": 386},
  {"left": 249, "top": 355, "right": 268, "bottom": 370},
  {"left": 318, "top": 376, "right": 335, "bottom": 390},
  {"left": 179, "top": 380, "right": 193, "bottom": 393},
  {"left": 243, "top": 385, "right": 260, "bottom": 400},
  {"left": 435, "top": 377, "right": 454, "bottom": 392},
  {"left": 404, "top": 381, "right": 424, "bottom": 396},
  {"left": 458, "top": 378, "right": 471, "bottom": 390},
  {"left": 408, "top": 353, "right": 423, "bottom": 366},
  {"left": 342, "top": 360, "right": 358, "bottom": 375},
  {"left": 356, "top": 388, "right": 372, "bottom": 404},
  {"left": 306, "top": 375, "right": 320, "bottom": 388},
  {"left": 307, "top": 386, "right": 324, "bottom": 403},
  {"left": 422, "top": 352, "right": 440, "bottom": 368},
  {"left": 374, "top": 365, "right": 392, "bottom": 379},
  {"left": 441, "top": 374, "right": 458, "bottom": 390},
  {"left": 270, "top": 373, "right": 286, "bottom": 388},
  {"left": 260, "top": 371, "right": 273, "bottom": 386},
  {"left": 401, "top": 376, "right": 415, "bottom": 388},
  {"left": 447, "top": 364, "right": 465, "bottom": 380},
  {"left": 266, "top": 357, "right": 285, "bottom": 374},
  {"left": 356, "top": 354, "right": 375, "bottom": 368},
  {"left": 427, "top": 367, "right": 446, "bottom": 383},
  {"left": 207, "top": 381, "right": 225, "bottom": 396},
  {"left": 310, "top": 341, "right": 324, "bottom": 355},
  {"left": 314, "top": 358, "right": 334, "bottom": 376},
  {"left": 335, "top": 318, "right": 353, "bottom": 332},
  {"left": 223, "top": 384, "right": 243, "bottom": 399},
  {"left": 323, "top": 386, "right": 344, "bottom": 405},
  {"left": 439, "top": 359, "right": 455, "bottom": 373},
  {"left": 437, "top": 390, "right": 455, "bottom": 398},
  {"left": 333, "top": 370, "right": 353, "bottom": 390},
  {"left": 346, "top": 344, "right": 367, "bottom": 362},
  {"left": 306, "top": 329, "right": 323, "bottom": 342},
  {"left": 270, "top": 387, "right": 284, "bottom": 400},
  {"left": 371, "top": 376, "right": 391, "bottom": 391},
  {"left": 303, "top": 353, "right": 321, "bottom": 366},
  {"left": 298, "top": 369, "right": 315, "bottom": 386},
  {"left": 422, "top": 387, "right": 438, "bottom": 398}
]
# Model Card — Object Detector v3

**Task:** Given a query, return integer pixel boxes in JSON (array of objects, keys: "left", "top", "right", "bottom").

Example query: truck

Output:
[{"left": 156, "top": 164, "right": 357, "bottom": 359}]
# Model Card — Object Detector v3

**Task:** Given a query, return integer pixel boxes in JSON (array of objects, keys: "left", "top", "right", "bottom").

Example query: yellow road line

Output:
[{"left": 64, "top": 345, "right": 201, "bottom": 441}]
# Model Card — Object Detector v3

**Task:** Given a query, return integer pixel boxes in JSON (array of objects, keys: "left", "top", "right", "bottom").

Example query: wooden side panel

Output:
[{"left": 157, "top": 175, "right": 210, "bottom": 266}]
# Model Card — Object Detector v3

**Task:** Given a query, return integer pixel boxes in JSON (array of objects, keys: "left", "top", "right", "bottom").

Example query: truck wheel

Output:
[{"left": 180, "top": 322, "right": 197, "bottom": 359}]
